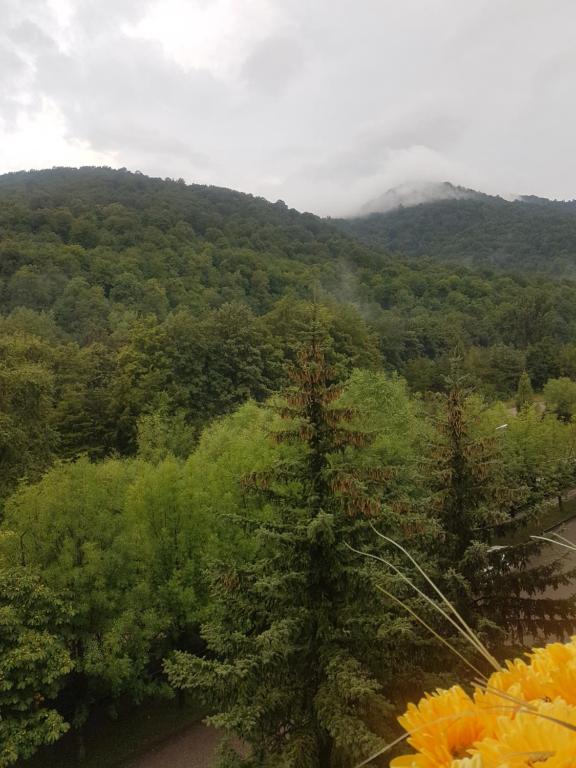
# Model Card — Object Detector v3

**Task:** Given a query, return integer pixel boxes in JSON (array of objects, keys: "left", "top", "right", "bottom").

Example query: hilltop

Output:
[
  {"left": 358, "top": 181, "right": 481, "bottom": 215},
  {"left": 337, "top": 183, "right": 576, "bottom": 277}
]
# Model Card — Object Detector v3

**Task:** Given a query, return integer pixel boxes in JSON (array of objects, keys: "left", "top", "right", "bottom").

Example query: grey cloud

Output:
[
  {"left": 0, "top": 42, "right": 28, "bottom": 81},
  {"left": 383, "top": 117, "right": 465, "bottom": 154},
  {"left": 300, "top": 114, "right": 465, "bottom": 185},
  {"left": 2, "top": 0, "right": 576, "bottom": 212},
  {"left": 0, "top": 1, "right": 62, "bottom": 125},
  {"left": 0, "top": 33, "right": 36, "bottom": 125},
  {"left": 35, "top": 33, "right": 228, "bottom": 174},
  {"left": 71, "top": 0, "right": 155, "bottom": 34},
  {"left": 0, "top": 0, "right": 47, "bottom": 27},
  {"left": 8, "top": 20, "right": 55, "bottom": 53},
  {"left": 241, "top": 37, "right": 305, "bottom": 95}
]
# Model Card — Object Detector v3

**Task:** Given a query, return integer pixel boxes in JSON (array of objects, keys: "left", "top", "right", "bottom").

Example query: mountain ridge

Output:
[
  {"left": 2, "top": 165, "right": 576, "bottom": 411},
  {"left": 358, "top": 180, "right": 484, "bottom": 216},
  {"left": 354, "top": 180, "right": 576, "bottom": 217},
  {"left": 338, "top": 182, "right": 576, "bottom": 277}
]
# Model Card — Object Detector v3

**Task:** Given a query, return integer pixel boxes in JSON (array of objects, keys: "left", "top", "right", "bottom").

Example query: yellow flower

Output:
[
  {"left": 391, "top": 754, "right": 485, "bottom": 768},
  {"left": 479, "top": 637, "right": 576, "bottom": 707},
  {"left": 390, "top": 640, "right": 576, "bottom": 768},
  {"left": 529, "top": 638, "right": 576, "bottom": 705},
  {"left": 482, "top": 657, "right": 546, "bottom": 702},
  {"left": 471, "top": 699, "right": 576, "bottom": 767},
  {"left": 451, "top": 757, "right": 484, "bottom": 768},
  {"left": 389, "top": 756, "right": 429, "bottom": 768},
  {"left": 390, "top": 686, "right": 489, "bottom": 768}
]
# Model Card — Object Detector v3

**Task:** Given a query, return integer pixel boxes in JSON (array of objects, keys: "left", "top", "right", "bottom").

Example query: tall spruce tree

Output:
[
  {"left": 425, "top": 365, "right": 576, "bottom": 645},
  {"left": 165, "top": 341, "right": 433, "bottom": 767}
]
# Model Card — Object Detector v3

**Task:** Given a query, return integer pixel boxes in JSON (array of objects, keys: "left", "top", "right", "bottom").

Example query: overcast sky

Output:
[{"left": 1, "top": 0, "right": 576, "bottom": 216}]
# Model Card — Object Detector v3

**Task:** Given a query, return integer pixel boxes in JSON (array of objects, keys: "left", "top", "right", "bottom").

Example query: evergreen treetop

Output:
[
  {"left": 424, "top": 365, "right": 576, "bottom": 645},
  {"left": 165, "top": 342, "right": 436, "bottom": 767}
]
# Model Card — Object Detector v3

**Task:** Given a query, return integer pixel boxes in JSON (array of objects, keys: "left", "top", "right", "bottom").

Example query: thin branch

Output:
[
  {"left": 369, "top": 527, "right": 501, "bottom": 671},
  {"left": 345, "top": 543, "right": 498, "bottom": 671},
  {"left": 374, "top": 584, "right": 487, "bottom": 681}
]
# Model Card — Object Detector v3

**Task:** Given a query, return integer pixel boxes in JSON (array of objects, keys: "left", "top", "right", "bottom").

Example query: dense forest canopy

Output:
[
  {"left": 337, "top": 188, "right": 576, "bottom": 277},
  {"left": 2, "top": 167, "right": 576, "bottom": 491},
  {"left": 3, "top": 167, "right": 576, "bottom": 766},
  {"left": 3, "top": 358, "right": 576, "bottom": 766}
]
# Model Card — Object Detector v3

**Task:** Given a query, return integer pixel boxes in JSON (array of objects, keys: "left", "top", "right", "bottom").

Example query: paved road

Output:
[
  {"left": 128, "top": 723, "right": 247, "bottom": 768},
  {"left": 128, "top": 723, "right": 224, "bottom": 768},
  {"left": 536, "top": 516, "right": 576, "bottom": 600}
]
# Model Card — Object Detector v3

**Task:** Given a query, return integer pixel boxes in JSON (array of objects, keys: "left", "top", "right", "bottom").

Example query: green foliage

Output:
[
  {"left": 52, "top": 342, "right": 120, "bottom": 459},
  {"left": 124, "top": 456, "right": 211, "bottom": 638},
  {"left": 338, "top": 191, "right": 576, "bottom": 277},
  {"left": 543, "top": 376, "right": 576, "bottom": 422},
  {"left": 0, "top": 444, "right": 224, "bottom": 762},
  {"left": 0, "top": 456, "right": 211, "bottom": 730},
  {"left": 526, "top": 340, "right": 562, "bottom": 389},
  {"left": 2, "top": 460, "right": 160, "bottom": 711},
  {"left": 3, "top": 167, "right": 576, "bottom": 764},
  {"left": 0, "top": 565, "right": 73, "bottom": 767},
  {"left": 180, "top": 401, "right": 279, "bottom": 564},
  {"left": 165, "top": 345, "right": 437, "bottom": 767},
  {"left": 422, "top": 371, "right": 576, "bottom": 643},
  {"left": 498, "top": 404, "right": 576, "bottom": 500},
  {"left": 264, "top": 298, "right": 382, "bottom": 374},
  {"left": 425, "top": 380, "right": 515, "bottom": 556},
  {"left": 0, "top": 333, "right": 57, "bottom": 500},
  {"left": 515, "top": 370, "right": 534, "bottom": 412},
  {"left": 338, "top": 369, "right": 424, "bottom": 464},
  {"left": 3, "top": 168, "right": 576, "bottom": 465},
  {"left": 136, "top": 399, "right": 197, "bottom": 462}
]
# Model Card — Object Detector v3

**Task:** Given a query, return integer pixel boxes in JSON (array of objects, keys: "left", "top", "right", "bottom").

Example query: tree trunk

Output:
[
  {"left": 317, "top": 727, "right": 332, "bottom": 768},
  {"left": 77, "top": 730, "right": 86, "bottom": 763}
]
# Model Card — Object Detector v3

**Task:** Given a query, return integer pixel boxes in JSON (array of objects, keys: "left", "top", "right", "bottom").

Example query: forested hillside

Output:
[
  {"left": 3, "top": 168, "right": 576, "bottom": 488},
  {"left": 338, "top": 190, "right": 576, "bottom": 276},
  {"left": 4, "top": 167, "right": 576, "bottom": 766}
]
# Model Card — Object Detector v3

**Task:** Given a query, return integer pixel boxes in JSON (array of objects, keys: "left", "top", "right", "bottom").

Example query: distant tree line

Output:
[{"left": 337, "top": 193, "right": 576, "bottom": 277}]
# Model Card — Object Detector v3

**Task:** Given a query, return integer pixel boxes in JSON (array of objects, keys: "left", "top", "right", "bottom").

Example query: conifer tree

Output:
[
  {"left": 165, "top": 340, "right": 432, "bottom": 767},
  {"left": 426, "top": 364, "right": 576, "bottom": 645},
  {"left": 515, "top": 370, "right": 534, "bottom": 413}
]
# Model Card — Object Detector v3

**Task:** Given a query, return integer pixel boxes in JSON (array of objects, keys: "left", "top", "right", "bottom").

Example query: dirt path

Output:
[{"left": 128, "top": 723, "right": 224, "bottom": 768}]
